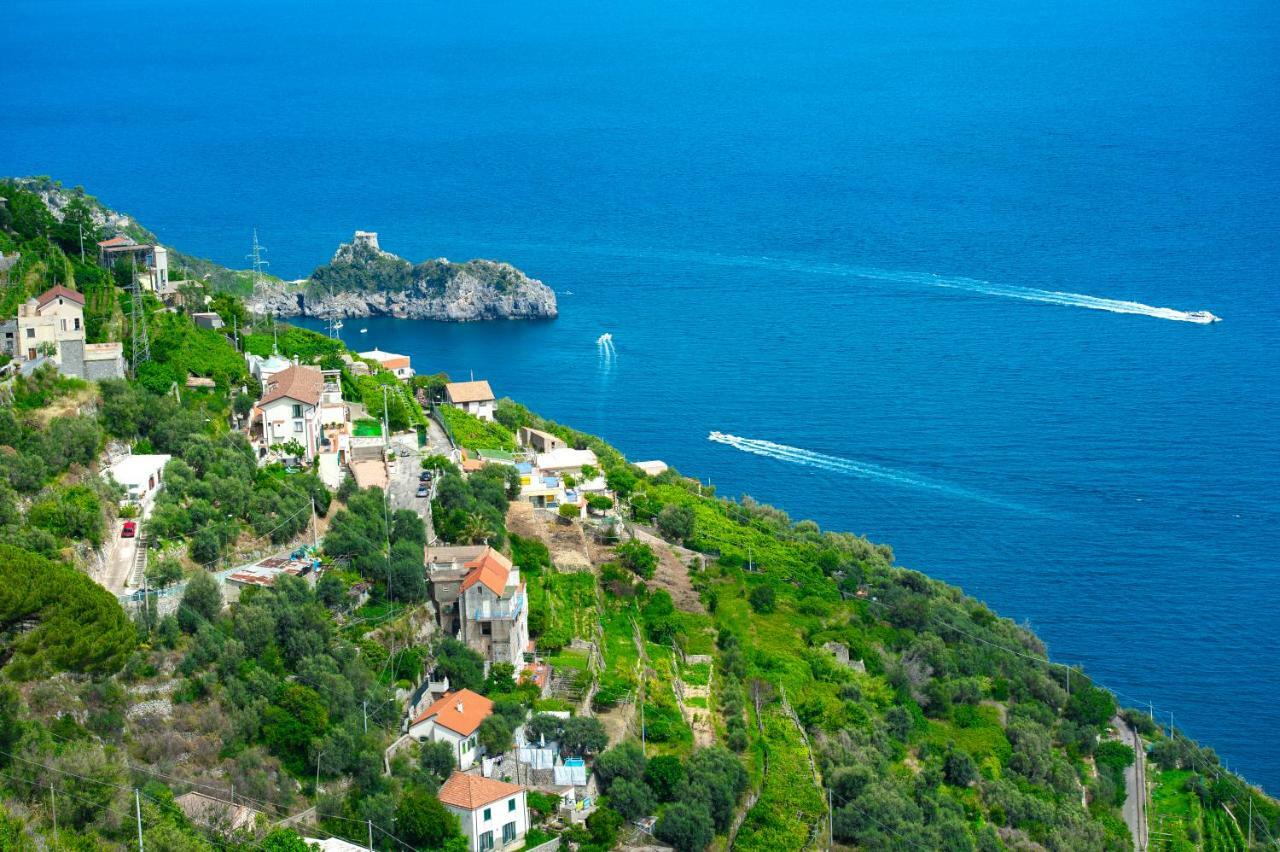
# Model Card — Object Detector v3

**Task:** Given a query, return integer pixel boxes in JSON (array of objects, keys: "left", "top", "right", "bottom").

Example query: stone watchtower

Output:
[{"left": 353, "top": 231, "right": 380, "bottom": 252}]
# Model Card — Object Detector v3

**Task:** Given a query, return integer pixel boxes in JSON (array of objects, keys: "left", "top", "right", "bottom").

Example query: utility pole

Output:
[
  {"left": 77, "top": 222, "right": 84, "bottom": 262},
  {"left": 363, "top": 701, "right": 368, "bottom": 734},
  {"left": 129, "top": 258, "right": 151, "bottom": 373},
  {"left": 367, "top": 819, "right": 374, "bottom": 851},
  {"left": 827, "top": 787, "right": 833, "bottom": 850},
  {"left": 246, "top": 229, "right": 269, "bottom": 293},
  {"left": 134, "top": 789, "right": 144, "bottom": 851},
  {"left": 311, "top": 497, "right": 319, "bottom": 550},
  {"left": 50, "top": 782, "right": 57, "bottom": 848}
]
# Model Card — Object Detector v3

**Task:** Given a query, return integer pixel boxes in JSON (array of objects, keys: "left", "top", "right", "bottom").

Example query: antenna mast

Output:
[
  {"left": 246, "top": 229, "right": 270, "bottom": 329},
  {"left": 130, "top": 256, "right": 151, "bottom": 372}
]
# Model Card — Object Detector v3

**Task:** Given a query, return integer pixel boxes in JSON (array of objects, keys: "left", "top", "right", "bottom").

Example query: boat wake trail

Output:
[
  {"left": 708, "top": 432, "right": 1043, "bottom": 515},
  {"left": 597, "top": 332, "right": 616, "bottom": 369},
  {"left": 529, "top": 242, "right": 1220, "bottom": 323},
  {"left": 928, "top": 278, "right": 1220, "bottom": 324}
]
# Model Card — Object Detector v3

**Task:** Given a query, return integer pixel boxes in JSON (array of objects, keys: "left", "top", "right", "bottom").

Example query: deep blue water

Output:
[{"left": 5, "top": 0, "right": 1279, "bottom": 790}]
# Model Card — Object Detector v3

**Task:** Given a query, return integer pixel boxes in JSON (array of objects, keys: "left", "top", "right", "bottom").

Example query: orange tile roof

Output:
[
  {"left": 259, "top": 364, "right": 323, "bottom": 407},
  {"left": 459, "top": 547, "right": 513, "bottom": 596},
  {"left": 96, "top": 236, "right": 134, "bottom": 248},
  {"left": 380, "top": 356, "right": 410, "bottom": 370},
  {"left": 36, "top": 285, "right": 85, "bottom": 307},
  {"left": 445, "top": 380, "right": 495, "bottom": 404},
  {"left": 410, "top": 689, "right": 493, "bottom": 735},
  {"left": 436, "top": 771, "right": 524, "bottom": 811}
]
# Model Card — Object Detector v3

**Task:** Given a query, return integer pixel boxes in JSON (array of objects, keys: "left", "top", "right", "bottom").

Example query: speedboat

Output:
[
  {"left": 360, "top": 328, "right": 368, "bottom": 333},
  {"left": 1185, "top": 311, "right": 1221, "bottom": 324}
]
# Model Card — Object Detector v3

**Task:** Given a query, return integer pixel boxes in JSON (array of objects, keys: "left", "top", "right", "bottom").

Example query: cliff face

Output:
[{"left": 251, "top": 233, "right": 557, "bottom": 322}]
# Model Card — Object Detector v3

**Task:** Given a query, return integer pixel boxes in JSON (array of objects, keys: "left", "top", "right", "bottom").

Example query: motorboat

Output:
[{"left": 1185, "top": 310, "right": 1221, "bottom": 324}]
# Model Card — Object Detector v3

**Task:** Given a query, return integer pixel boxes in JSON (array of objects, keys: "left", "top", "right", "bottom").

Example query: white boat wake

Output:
[
  {"left": 597, "top": 332, "right": 616, "bottom": 367},
  {"left": 930, "top": 279, "right": 1220, "bottom": 324},
  {"left": 708, "top": 431, "right": 1043, "bottom": 515},
  {"left": 523, "top": 242, "right": 1220, "bottom": 324}
]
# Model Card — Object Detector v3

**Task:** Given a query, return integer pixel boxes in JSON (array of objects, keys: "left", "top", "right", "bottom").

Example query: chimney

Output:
[{"left": 456, "top": 701, "right": 465, "bottom": 713}]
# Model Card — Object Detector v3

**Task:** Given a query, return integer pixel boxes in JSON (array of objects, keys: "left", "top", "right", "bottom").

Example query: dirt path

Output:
[
  {"left": 506, "top": 503, "right": 593, "bottom": 572},
  {"left": 629, "top": 525, "right": 704, "bottom": 613}
]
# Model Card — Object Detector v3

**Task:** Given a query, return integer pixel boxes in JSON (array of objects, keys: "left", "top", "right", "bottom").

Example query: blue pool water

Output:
[{"left": 4, "top": 0, "right": 1278, "bottom": 789}]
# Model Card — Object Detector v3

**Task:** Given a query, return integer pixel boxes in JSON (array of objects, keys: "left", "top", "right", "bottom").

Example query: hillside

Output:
[{"left": 0, "top": 179, "right": 1275, "bottom": 851}]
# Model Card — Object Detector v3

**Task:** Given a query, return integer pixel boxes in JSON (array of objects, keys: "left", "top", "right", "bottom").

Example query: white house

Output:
[
  {"left": 445, "top": 380, "right": 497, "bottom": 421},
  {"left": 437, "top": 771, "right": 529, "bottom": 852},
  {"left": 246, "top": 352, "right": 293, "bottom": 384},
  {"left": 101, "top": 454, "right": 172, "bottom": 504},
  {"left": 407, "top": 689, "right": 493, "bottom": 771},
  {"left": 458, "top": 548, "right": 529, "bottom": 668},
  {"left": 358, "top": 348, "right": 413, "bottom": 379},
  {"left": 535, "top": 447, "right": 598, "bottom": 478},
  {"left": 252, "top": 364, "right": 323, "bottom": 461}
]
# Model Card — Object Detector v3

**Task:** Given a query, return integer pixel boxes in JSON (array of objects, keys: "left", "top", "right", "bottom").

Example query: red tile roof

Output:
[
  {"left": 96, "top": 236, "right": 134, "bottom": 248},
  {"left": 436, "top": 771, "right": 524, "bottom": 811},
  {"left": 259, "top": 364, "right": 323, "bottom": 407},
  {"left": 459, "top": 547, "right": 513, "bottom": 596},
  {"left": 410, "top": 689, "right": 493, "bottom": 736},
  {"left": 36, "top": 285, "right": 85, "bottom": 307}
]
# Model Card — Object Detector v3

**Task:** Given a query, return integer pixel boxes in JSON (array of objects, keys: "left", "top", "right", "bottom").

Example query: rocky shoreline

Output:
[{"left": 250, "top": 231, "right": 558, "bottom": 322}]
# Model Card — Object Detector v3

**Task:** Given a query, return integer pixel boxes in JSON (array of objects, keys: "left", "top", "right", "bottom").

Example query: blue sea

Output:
[{"left": 5, "top": 0, "right": 1278, "bottom": 790}]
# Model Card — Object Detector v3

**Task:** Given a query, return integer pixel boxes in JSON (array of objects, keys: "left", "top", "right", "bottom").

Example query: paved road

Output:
[
  {"left": 386, "top": 415, "right": 457, "bottom": 543},
  {"left": 1117, "top": 717, "right": 1148, "bottom": 851},
  {"left": 97, "top": 519, "right": 140, "bottom": 595}
]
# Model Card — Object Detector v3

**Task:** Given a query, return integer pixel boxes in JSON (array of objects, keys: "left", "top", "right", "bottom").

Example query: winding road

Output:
[{"left": 1117, "top": 716, "right": 1149, "bottom": 851}]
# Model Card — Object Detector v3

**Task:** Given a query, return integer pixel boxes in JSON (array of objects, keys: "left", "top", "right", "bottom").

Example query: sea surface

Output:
[{"left": 5, "top": 0, "right": 1279, "bottom": 790}]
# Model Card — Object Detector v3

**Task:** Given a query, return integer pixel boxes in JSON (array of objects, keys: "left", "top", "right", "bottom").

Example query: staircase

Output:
[{"left": 130, "top": 531, "right": 149, "bottom": 588}]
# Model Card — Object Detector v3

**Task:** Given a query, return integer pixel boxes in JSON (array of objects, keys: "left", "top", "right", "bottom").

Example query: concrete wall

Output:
[{"left": 59, "top": 338, "right": 86, "bottom": 378}]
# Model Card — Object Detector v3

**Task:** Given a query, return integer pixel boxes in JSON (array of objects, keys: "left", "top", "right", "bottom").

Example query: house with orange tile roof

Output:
[
  {"left": 436, "top": 771, "right": 529, "bottom": 852},
  {"left": 445, "top": 380, "right": 497, "bottom": 421},
  {"left": 458, "top": 547, "right": 529, "bottom": 668},
  {"left": 358, "top": 347, "right": 413, "bottom": 380},
  {"left": 249, "top": 363, "right": 325, "bottom": 462},
  {"left": 407, "top": 689, "right": 493, "bottom": 770}
]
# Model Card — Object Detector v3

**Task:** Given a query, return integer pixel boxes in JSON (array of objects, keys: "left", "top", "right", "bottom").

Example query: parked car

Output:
[
  {"left": 416, "top": 484, "right": 430, "bottom": 498},
  {"left": 419, "top": 470, "right": 432, "bottom": 482},
  {"left": 121, "top": 521, "right": 137, "bottom": 538}
]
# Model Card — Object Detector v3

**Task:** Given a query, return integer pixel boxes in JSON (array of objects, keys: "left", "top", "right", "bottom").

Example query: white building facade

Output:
[{"left": 437, "top": 772, "right": 529, "bottom": 852}]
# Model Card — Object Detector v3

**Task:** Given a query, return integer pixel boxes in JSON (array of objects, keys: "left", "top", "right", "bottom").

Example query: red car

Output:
[{"left": 121, "top": 521, "right": 137, "bottom": 538}]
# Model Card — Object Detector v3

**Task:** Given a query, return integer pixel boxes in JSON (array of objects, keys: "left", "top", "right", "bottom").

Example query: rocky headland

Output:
[{"left": 251, "top": 231, "right": 558, "bottom": 322}]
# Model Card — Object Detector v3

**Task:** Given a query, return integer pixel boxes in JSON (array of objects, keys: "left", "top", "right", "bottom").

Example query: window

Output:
[
  {"left": 483, "top": 807, "right": 491, "bottom": 821},
  {"left": 508, "top": 798, "right": 516, "bottom": 812},
  {"left": 479, "top": 831, "right": 493, "bottom": 851},
  {"left": 26, "top": 328, "right": 34, "bottom": 338},
  {"left": 294, "top": 421, "right": 303, "bottom": 432},
  {"left": 292, "top": 404, "right": 302, "bottom": 417},
  {"left": 502, "top": 822, "right": 516, "bottom": 843},
  {"left": 60, "top": 319, "right": 67, "bottom": 331},
  {"left": 74, "top": 318, "right": 81, "bottom": 330}
]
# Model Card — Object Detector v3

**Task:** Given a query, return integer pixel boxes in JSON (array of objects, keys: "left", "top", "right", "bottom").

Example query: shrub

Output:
[
  {"left": 655, "top": 801, "right": 714, "bottom": 852},
  {"left": 749, "top": 584, "right": 776, "bottom": 614}
]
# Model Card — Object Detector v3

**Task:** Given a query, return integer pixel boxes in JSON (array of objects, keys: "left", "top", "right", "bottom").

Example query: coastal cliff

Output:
[{"left": 251, "top": 231, "right": 558, "bottom": 322}]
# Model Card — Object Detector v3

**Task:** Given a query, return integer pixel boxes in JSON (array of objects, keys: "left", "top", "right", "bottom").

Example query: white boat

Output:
[
  {"left": 333, "top": 320, "right": 344, "bottom": 330},
  {"left": 360, "top": 328, "right": 368, "bottom": 333},
  {"left": 1185, "top": 311, "right": 1221, "bottom": 324}
]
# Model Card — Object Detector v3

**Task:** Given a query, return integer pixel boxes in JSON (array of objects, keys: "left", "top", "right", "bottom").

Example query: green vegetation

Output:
[
  {"left": 437, "top": 402, "right": 516, "bottom": 451},
  {"left": 1, "top": 179, "right": 1276, "bottom": 851}
]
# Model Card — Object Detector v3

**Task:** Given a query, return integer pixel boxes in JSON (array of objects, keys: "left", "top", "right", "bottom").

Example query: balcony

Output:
[{"left": 471, "top": 595, "right": 525, "bottom": 622}]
